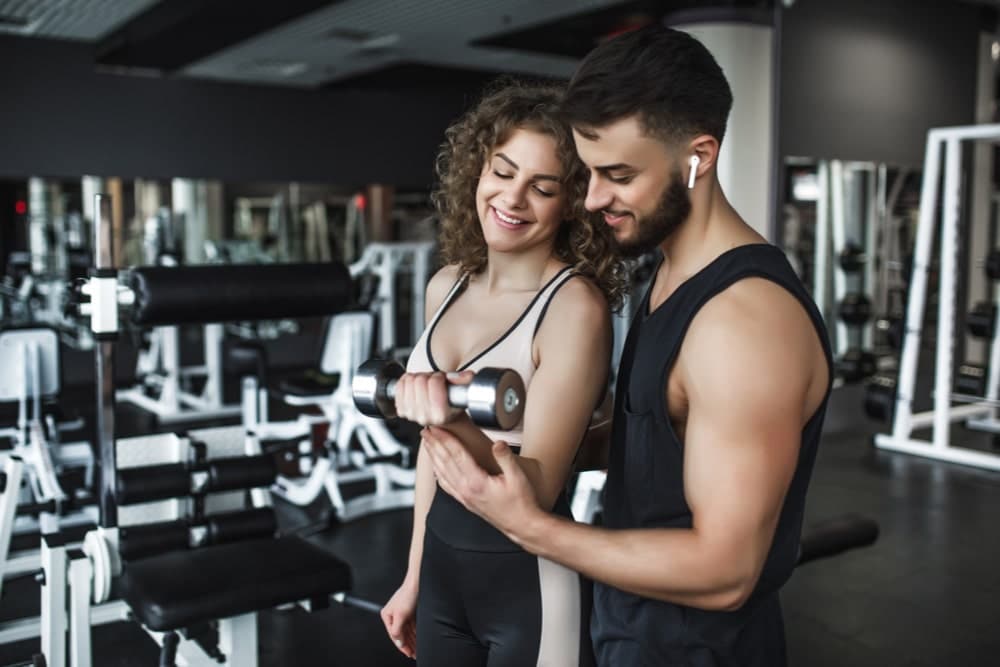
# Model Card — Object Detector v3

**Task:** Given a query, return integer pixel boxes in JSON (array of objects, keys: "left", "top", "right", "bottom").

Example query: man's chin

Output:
[{"left": 612, "top": 237, "right": 654, "bottom": 259}]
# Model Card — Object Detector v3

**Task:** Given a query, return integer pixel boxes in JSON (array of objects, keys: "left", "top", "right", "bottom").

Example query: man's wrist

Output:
[{"left": 508, "top": 506, "right": 558, "bottom": 556}]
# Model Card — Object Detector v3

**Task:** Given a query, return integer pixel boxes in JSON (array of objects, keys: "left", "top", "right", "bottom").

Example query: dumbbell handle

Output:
[{"left": 383, "top": 377, "right": 472, "bottom": 410}]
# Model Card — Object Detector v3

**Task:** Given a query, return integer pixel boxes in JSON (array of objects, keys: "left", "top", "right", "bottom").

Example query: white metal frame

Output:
[
  {"left": 245, "top": 312, "right": 415, "bottom": 521},
  {"left": 350, "top": 241, "right": 434, "bottom": 357},
  {"left": 117, "top": 322, "right": 241, "bottom": 423},
  {"left": 39, "top": 429, "right": 276, "bottom": 666},
  {"left": 875, "top": 123, "right": 1000, "bottom": 470},
  {"left": 570, "top": 470, "right": 606, "bottom": 524},
  {"left": 813, "top": 160, "right": 882, "bottom": 359},
  {"left": 0, "top": 329, "right": 96, "bottom": 587}
]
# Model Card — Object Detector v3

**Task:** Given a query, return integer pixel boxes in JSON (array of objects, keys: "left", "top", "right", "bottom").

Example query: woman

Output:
[{"left": 379, "top": 80, "right": 624, "bottom": 666}]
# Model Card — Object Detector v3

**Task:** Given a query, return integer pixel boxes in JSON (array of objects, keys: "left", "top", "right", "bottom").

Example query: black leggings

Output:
[{"left": 416, "top": 528, "right": 594, "bottom": 667}]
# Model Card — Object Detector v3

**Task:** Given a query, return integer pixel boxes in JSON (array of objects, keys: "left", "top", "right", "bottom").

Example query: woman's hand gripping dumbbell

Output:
[{"left": 352, "top": 359, "right": 525, "bottom": 430}]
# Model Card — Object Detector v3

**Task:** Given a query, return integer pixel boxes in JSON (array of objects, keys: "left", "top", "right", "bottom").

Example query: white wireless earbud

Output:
[{"left": 687, "top": 155, "right": 700, "bottom": 190}]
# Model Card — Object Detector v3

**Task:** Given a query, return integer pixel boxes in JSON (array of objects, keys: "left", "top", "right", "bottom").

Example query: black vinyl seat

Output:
[
  {"left": 225, "top": 338, "right": 341, "bottom": 399},
  {"left": 119, "top": 536, "right": 352, "bottom": 631},
  {"left": 275, "top": 370, "right": 341, "bottom": 398}
]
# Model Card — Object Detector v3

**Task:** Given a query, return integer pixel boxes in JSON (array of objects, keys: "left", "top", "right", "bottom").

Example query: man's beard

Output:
[{"left": 612, "top": 170, "right": 691, "bottom": 258}]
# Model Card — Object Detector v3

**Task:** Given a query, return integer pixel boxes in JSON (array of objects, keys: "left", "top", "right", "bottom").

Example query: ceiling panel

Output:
[
  {"left": 181, "top": 0, "right": 627, "bottom": 88},
  {"left": 94, "top": 0, "right": 339, "bottom": 73},
  {"left": 0, "top": 0, "right": 161, "bottom": 40}
]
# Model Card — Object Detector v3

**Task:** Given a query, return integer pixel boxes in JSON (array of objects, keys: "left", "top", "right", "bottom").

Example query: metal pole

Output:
[
  {"left": 933, "top": 139, "right": 962, "bottom": 451},
  {"left": 891, "top": 133, "right": 942, "bottom": 441},
  {"left": 814, "top": 161, "right": 830, "bottom": 325},
  {"left": 93, "top": 194, "right": 118, "bottom": 527},
  {"left": 830, "top": 160, "right": 849, "bottom": 357}
]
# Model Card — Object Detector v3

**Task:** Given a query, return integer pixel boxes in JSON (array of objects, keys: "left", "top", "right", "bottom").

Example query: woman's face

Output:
[{"left": 476, "top": 128, "right": 567, "bottom": 256}]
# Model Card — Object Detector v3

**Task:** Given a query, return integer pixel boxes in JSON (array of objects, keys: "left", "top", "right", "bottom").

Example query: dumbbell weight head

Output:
[
  {"left": 464, "top": 367, "right": 525, "bottom": 431},
  {"left": 863, "top": 375, "right": 896, "bottom": 423},
  {"left": 835, "top": 348, "right": 877, "bottom": 384},
  {"left": 955, "top": 363, "right": 987, "bottom": 396},
  {"left": 352, "top": 359, "right": 405, "bottom": 419},
  {"left": 838, "top": 243, "right": 866, "bottom": 273},
  {"left": 967, "top": 302, "right": 996, "bottom": 339},
  {"left": 838, "top": 293, "right": 872, "bottom": 326},
  {"left": 986, "top": 249, "right": 1000, "bottom": 281}
]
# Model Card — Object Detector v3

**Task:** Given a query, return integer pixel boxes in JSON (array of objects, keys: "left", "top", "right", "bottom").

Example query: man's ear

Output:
[{"left": 687, "top": 135, "right": 720, "bottom": 178}]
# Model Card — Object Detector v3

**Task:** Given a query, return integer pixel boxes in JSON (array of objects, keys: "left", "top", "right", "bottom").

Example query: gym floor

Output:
[{"left": 2, "top": 377, "right": 999, "bottom": 666}]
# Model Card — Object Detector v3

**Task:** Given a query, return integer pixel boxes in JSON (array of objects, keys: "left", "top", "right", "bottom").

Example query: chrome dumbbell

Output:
[{"left": 351, "top": 359, "right": 525, "bottom": 430}]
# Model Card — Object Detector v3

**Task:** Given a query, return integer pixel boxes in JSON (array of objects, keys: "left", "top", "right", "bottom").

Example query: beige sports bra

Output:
[{"left": 406, "top": 265, "right": 577, "bottom": 444}]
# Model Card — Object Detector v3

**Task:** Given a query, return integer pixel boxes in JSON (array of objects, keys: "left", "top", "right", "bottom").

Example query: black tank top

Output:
[{"left": 592, "top": 244, "right": 832, "bottom": 667}]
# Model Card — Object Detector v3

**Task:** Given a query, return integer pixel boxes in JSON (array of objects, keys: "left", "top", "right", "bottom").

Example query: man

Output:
[{"left": 421, "top": 25, "right": 832, "bottom": 666}]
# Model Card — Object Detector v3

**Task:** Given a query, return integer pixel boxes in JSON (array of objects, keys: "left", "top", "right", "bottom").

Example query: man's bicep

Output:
[{"left": 681, "top": 330, "right": 804, "bottom": 567}]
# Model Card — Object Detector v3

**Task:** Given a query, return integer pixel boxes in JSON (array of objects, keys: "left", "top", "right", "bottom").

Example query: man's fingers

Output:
[
  {"left": 492, "top": 440, "right": 518, "bottom": 475},
  {"left": 423, "top": 429, "right": 467, "bottom": 480},
  {"left": 424, "top": 425, "right": 464, "bottom": 458}
]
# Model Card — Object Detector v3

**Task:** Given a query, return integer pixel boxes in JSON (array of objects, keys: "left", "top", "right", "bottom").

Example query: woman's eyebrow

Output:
[{"left": 495, "top": 152, "right": 561, "bottom": 182}]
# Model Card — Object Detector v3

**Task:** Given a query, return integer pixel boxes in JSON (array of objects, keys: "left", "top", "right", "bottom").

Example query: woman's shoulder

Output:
[
  {"left": 541, "top": 269, "right": 609, "bottom": 330},
  {"left": 424, "top": 263, "right": 465, "bottom": 317},
  {"left": 554, "top": 268, "right": 607, "bottom": 309}
]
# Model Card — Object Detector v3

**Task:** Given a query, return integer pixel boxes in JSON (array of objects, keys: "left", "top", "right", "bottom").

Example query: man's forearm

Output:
[{"left": 514, "top": 512, "right": 755, "bottom": 611}]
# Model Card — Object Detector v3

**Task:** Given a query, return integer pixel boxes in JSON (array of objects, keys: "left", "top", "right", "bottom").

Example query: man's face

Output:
[{"left": 572, "top": 116, "right": 690, "bottom": 257}]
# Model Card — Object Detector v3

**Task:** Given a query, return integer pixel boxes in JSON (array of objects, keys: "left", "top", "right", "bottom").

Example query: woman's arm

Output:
[
  {"left": 516, "top": 277, "right": 612, "bottom": 509},
  {"left": 573, "top": 389, "right": 613, "bottom": 472},
  {"left": 397, "top": 265, "right": 462, "bottom": 589}
]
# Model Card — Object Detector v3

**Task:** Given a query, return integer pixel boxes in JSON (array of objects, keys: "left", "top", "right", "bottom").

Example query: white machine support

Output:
[
  {"left": 349, "top": 242, "right": 434, "bottom": 357},
  {"left": 875, "top": 124, "right": 1000, "bottom": 470},
  {"left": 118, "top": 322, "right": 240, "bottom": 423},
  {"left": 813, "top": 160, "right": 882, "bottom": 359},
  {"left": 246, "top": 312, "right": 416, "bottom": 521},
  {"left": 0, "top": 329, "right": 96, "bottom": 588},
  {"left": 814, "top": 161, "right": 831, "bottom": 319}
]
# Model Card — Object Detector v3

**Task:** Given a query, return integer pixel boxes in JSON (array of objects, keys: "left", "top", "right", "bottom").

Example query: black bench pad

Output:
[
  {"left": 275, "top": 372, "right": 341, "bottom": 398},
  {"left": 119, "top": 536, "right": 352, "bottom": 631}
]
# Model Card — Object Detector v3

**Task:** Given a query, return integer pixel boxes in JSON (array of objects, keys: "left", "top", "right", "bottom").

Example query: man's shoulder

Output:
[{"left": 685, "top": 276, "right": 819, "bottom": 371}]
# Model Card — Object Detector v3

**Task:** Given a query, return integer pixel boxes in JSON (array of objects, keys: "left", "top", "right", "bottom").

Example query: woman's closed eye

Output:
[{"left": 493, "top": 170, "right": 557, "bottom": 197}]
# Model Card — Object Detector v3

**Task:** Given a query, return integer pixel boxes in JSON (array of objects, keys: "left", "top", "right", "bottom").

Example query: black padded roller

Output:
[
  {"left": 798, "top": 513, "right": 879, "bottom": 566},
  {"left": 206, "top": 508, "right": 277, "bottom": 545},
  {"left": 207, "top": 455, "right": 277, "bottom": 493},
  {"left": 129, "top": 262, "right": 352, "bottom": 326},
  {"left": 117, "top": 463, "right": 190, "bottom": 505},
  {"left": 120, "top": 520, "right": 190, "bottom": 560}
]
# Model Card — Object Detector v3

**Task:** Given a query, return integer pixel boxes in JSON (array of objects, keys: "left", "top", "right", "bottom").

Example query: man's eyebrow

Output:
[
  {"left": 495, "top": 153, "right": 561, "bottom": 182},
  {"left": 594, "top": 163, "right": 633, "bottom": 172}
]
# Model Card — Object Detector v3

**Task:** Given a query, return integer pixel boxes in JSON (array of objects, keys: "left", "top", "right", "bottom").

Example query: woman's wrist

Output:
[{"left": 401, "top": 569, "right": 420, "bottom": 593}]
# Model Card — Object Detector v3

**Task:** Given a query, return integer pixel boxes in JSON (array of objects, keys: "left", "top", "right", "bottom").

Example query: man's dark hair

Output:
[{"left": 563, "top": 25, "right": 733, "bottom": 145}]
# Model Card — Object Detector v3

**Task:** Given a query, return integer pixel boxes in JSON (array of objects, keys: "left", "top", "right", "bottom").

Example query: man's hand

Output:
[{"left": 421, "top": 425, "right": 544, "bottom": 542}]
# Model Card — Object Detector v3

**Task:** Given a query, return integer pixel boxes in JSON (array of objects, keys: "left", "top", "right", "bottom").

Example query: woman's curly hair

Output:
[{"left": 432, "top": 78, "right": 627, "bottom": 310}]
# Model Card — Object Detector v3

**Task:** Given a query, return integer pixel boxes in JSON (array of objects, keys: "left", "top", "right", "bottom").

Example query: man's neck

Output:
[{"left": 656, "top": 182, "right": 763, "bottom": 293}]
